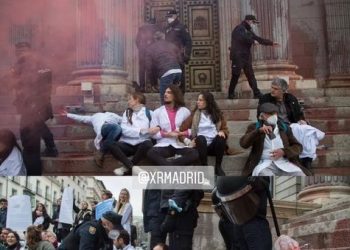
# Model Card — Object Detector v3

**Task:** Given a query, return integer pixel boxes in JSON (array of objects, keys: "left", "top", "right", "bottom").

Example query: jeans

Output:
[
  {"left": 159, "top": 73, "right": 182, "bottom": 104},
  {"left": 100, "top": 123, "right": 122, "bottom": 153}
]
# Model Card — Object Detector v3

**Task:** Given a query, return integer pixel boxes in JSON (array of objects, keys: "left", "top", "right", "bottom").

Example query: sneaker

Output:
[
  {"left": 94, "top": 151, "right": 105, "bottom": 168},
  {"left": 113, "top": 166, "right": 129, "bottom": 176},
  {"left": 42, "top": 148, "right": 58, "bottom": 157}
]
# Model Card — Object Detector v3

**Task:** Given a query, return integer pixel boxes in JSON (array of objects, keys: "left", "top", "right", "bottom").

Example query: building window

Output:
[
  {"left": 0, "top": 183, "right": 3, "bottom": 197},
  {"left": 36, "top": 180, "right": 42, "bottom": 196},
  {"left": 45, "top": 186, "right": 49, "bottom": 200},
  {"left": 53, "top": 191, "right": 57, "bottom": 202},
  {"left": 11, "top": 189, "right": 17, "bottom": 196}
]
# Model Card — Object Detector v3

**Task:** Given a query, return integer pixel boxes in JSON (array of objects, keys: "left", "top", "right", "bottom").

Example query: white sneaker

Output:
[{"left": 113, "top": 166, "right": 129, "bottom": 176}]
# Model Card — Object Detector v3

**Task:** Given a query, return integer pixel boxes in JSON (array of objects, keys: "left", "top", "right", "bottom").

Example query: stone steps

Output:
[
  {"left": 25, "top": 131, "right": 348, "bottom": 155},
  {"left": 280, "top": 197, "right": 350, "bottom": 249},
  {"left": 41, "top": 149, "right": 350, "bottom": 176}
]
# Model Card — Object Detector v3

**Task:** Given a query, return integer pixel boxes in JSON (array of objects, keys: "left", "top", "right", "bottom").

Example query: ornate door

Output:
[{"left": 145, "top": 0, "right": 221, "bottom": 92}]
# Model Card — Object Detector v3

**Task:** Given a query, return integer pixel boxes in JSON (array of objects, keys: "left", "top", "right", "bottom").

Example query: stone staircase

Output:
[
  {"left": 1, "top": 85, "right": 350, "bottom": 175},
  {"left": 280, "top": 197, "right": 350, "bottom": 249}
]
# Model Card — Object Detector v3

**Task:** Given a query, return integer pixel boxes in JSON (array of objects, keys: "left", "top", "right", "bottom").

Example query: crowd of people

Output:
[
  {"left": 0, "top": 188, "right": 142, "bottom": 250},
  {"left": 1, "top": 78, "right": 324, "bottom": 177},
  {"left": 0, "top": 10, "right": 325, "bottom": 178}
]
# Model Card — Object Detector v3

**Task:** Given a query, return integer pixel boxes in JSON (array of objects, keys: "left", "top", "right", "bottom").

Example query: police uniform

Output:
[
  {"left": 215, "top": 177, "right": 272, "bottom": 250},
  {"left": 165, "top": 10, "right": 192, "bottom": 92},
  {"left": 228, "top": 15, "right": 274, "bottom": 99},
  {"left": 58, "top": 220, "right": 113, "bottom": 250}
]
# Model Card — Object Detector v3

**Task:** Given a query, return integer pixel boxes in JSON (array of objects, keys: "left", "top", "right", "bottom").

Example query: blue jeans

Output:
[
  {"left": 159, "top": 72, "right": 182, "bottom": 104},
  {"left": 100, "top": 123, "right": 122, "bottom": 153}
]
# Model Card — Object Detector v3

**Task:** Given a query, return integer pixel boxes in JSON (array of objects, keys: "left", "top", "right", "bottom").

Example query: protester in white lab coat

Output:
[
  {"left": 240, "top": 103, "right": 310, "bottom": 176},
  {"left": 112, "top": 92, "right": 155, "bottom": 176},
  {"left": 63, "top": 110, "right": 122, "bottom": 167},
  {"left": 147, "top": 85, "right": 198, "bottom": 166},
  {"left": 0, "top": 129, "right": 27, "bottom": 176}
]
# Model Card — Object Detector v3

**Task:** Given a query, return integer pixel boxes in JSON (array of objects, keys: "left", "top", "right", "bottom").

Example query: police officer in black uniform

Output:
[
  {"left": 165, "top": 10, "right": 192, "bottom": 93},
  {"left": 228, "top": 15, "right": 279, "bottom": 99},
  {"left": 160, "top": 190, "right": 204, "bottom": 250},
  {"left": 214, "top": 177, "right": 272, "bottom": 250},
  {"left": 58, "top": 211, "right": 124, "bottom": 250}
]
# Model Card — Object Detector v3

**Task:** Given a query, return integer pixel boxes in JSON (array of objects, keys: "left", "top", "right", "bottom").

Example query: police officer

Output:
[
  {"left": 160, "top": 190, "right": 204, "bottom": 250},
  {"left": 11, "top": 42, "right": 58, "bottom": 175},
  {"left": 58, "top": 211, "right": 124, "bottom": 250},
  {"left": 165, "top": 10, "right": 192, "bottom": 93},
  {"left": 214, "top": 177, "right": 272, "bottom": 250},
  {"left": 228, "top": 15, "right": 279, "bottom": 99}
]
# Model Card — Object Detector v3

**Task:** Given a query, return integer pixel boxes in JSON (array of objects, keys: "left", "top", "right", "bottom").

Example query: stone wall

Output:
[{"left": 289, "top": 0, "right": 329, "bottom": 82}]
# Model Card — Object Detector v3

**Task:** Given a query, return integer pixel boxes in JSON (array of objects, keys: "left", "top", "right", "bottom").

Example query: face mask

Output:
[
  {"left": 167, "top": 18, "right": 175, "bottom": 24},
  {"left": 266, "top": 114, "right": 278, "bottom": 126},
  {"left": 108, "top": 230, "right": 120, "bottom": 240}
]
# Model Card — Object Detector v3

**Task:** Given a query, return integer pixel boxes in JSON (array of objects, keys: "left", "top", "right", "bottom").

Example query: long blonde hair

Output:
[{"left": 116, "top": 188, "right": 130, "bottom": 215}]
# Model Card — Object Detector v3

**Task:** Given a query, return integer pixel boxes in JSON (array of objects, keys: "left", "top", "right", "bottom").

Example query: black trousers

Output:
[
  {"left": 233, "top": 217, "right": 272, "bottom": 250},
  {"left": 110, "top": 140, "right": 153, "bottom": 168},
  {"left": 228, "top": 54, "right": 261, "bottom": 97},
  {"left": 168, "top": 208, "right": 198, "bottom": 250},
  {"left": 149, "top": 214, "right": 167, "bottom": 250},
  {"left": 195, "top": 135, "right": 226, "bottom": 168},
  {"left": 147, "top": 145, "right": 199, "bottom": 166}
]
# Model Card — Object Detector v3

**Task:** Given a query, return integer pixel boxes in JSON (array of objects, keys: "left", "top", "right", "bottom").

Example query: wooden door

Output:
[{"left": 145, "top": 0, "right": 221, "bottom": 92}]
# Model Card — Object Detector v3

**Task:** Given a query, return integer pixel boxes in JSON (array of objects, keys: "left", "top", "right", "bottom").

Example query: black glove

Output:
[{"left": 160, "top": 211, "right": 177, "bottom": 233}]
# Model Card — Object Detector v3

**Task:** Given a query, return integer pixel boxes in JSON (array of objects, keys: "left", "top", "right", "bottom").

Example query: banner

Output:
[
  {"left": 59, "top": 187, "right": 74, "bottom": 224},
  {"left": 6, "top": 195, "right": 32, "bottom": 231},
  {"left": 95, "top": 198, "right": 114, "bottom": 220}
]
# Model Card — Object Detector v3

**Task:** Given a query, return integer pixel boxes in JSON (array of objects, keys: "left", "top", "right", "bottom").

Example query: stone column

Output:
[
  {"left": 70, "top": 0, "right": 129, "bottom": 90},
  {"left": 218, "top": 0, "right": 241, "bottom": 92},
  {"left": 324, "top": 0, "right": 350, "bottom": 87},
  {"left": 298, "top": 176, "right": 350, "bottom": 204},
  {"left": 240, "top": 0, "right": 301, "bottom": 82}
]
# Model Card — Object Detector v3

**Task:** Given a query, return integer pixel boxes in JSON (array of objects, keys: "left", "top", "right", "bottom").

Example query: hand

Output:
[
  {"left": 164, "top": 131, "right": 179, "bottom": 138},
  {"left": 60, "top": 108, "right": 68, "bottom": 116},
  {"left": 218, "top": 131, "right": 226, "bottom": 138},
  {"left": 148, "top": 127, "right": 161, "bottom": 135},
  {"left": 270, "top": 149, "right": 285, "bottom": 160},
  {"left": 259, "top": 124, "right": 273, "bottom": 135},
  {"left": 275, "top": 235, "right": 300, "bottom": 250}
]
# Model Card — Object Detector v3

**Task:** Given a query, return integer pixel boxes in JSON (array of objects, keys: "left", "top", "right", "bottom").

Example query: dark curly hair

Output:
[
  {"left": 166, "top": 84, "right": 185, "bottom": 109},
  {"left": 194, "top": 91, "right": 222, "bottom": 124}
]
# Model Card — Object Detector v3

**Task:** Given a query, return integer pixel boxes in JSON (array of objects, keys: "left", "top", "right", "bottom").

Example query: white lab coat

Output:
[
  {"left": 67, "top": 112, "right": 122, "bottom": 150},
  {"left": 0, "top": 147, "right": 27, "bottom": 176},
  {"left": 119, "top": 107, "right": 152, "bottom": 145},
  {"left": 290, "top": 123, "right": 325, "bottom": 160},
  {"left": 253, "top": 126, "right": 304, "bottom": 176},
  {"left": 151, "top": 106, "right": 191, "bottom": 148}
]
